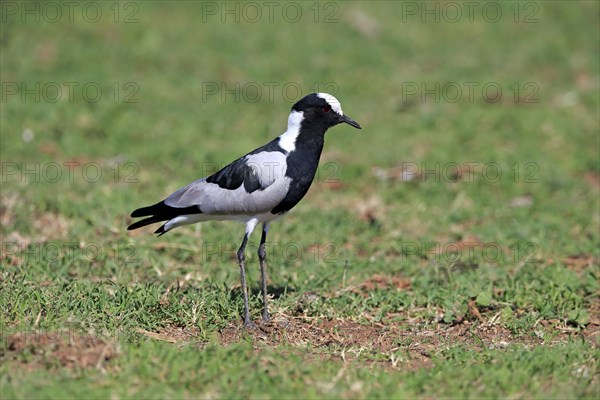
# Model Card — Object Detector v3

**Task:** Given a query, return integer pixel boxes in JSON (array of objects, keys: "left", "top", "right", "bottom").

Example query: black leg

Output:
[
  {"left": 258, "top": 223, "right": 270, "bottom": 322},
  {"left": 237, "top": 233, "right": 255, "bottom": 328}
]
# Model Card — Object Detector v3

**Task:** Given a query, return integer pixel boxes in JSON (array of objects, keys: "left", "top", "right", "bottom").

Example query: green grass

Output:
[
  {"left": 1, "top": 1, "right": 599, "bottom": 399},
  {"left": 3, "top": 340, "right": 596, "bottom": 399}
]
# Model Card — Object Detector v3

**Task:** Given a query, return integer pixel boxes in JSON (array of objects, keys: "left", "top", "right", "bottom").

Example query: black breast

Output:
[{"left": 271, "top": 136, "right": 324, "bottom": 214}]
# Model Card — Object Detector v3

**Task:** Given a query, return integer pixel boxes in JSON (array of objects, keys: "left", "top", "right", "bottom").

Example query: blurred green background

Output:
[{"left": 1, "top": 1, "right": 598, "bottom": 398}]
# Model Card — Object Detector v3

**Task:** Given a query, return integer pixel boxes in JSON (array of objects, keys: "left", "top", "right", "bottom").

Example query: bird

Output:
[{"left": 127, "top": 92, "right": 361, "bottom": 328}]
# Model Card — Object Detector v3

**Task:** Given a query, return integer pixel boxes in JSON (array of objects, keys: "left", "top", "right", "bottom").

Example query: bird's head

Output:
[{"left": 291, "top": 93, "right": 362, "bottom": 132}]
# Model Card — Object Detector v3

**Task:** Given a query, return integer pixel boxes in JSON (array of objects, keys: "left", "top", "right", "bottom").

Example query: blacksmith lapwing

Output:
[{"left": 127, "top": 93, "right": 361, "bottom": 328}]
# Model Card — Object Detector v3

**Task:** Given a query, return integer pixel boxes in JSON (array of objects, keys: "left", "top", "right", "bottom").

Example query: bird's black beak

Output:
[{"left": 340, "top": 114, "right": 362, "bottom": 129}]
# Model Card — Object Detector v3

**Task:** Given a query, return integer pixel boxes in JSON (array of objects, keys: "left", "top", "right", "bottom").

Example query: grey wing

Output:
[{"left": 164, "top": 151, "right": 291, "bottom": 215}]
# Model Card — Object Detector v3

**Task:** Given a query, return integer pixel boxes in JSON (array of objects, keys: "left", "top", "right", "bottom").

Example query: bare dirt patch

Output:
[
  {"left": 218, "top": 316, "right": 433, "bottom": 369},
  {"left": 2, "top": 332, "right": 115, "bottom": 370},
  {"left": 582, "top": 171, "right": 600, "bottom": 190},
  {"left": 353, "top": 273, "right": 411, "bottom": 293},
  {"left": 213, "top": 299, "right": 600, "bottom": 369},
  {"left": 216, "top": 314, "right": 578, "bottom": 370},
  {"left": 561, "top": 254, "right": 600, "bottom": 273}
]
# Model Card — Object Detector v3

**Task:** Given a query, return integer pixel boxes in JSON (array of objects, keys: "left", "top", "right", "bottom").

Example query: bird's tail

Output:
[
  {"left": 127, "top": 202, "right": 169, "bottom": 235},
  {"left": 127, "top": 201, "right": 201, "bottom": 236}
]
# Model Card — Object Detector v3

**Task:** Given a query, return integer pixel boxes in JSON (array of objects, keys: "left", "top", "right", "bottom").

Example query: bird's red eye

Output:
[{"left": 323, "top": 105, "right": 331, "bottom": 113}]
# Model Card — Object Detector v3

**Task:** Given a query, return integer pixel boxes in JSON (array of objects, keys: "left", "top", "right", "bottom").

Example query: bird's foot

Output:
[
  {"left": 243, "top": 319, "right": 259, "bottom": 330},
  {"left": 242, "top": 319, "right": 270, "bottom": 338}
]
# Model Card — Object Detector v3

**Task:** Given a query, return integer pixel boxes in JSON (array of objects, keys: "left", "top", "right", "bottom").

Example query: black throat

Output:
[{"left": 270, "top": 117, "right": 328, "bottom": 214}]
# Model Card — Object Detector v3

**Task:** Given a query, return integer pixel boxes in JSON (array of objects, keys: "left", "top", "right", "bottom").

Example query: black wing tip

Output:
[
  {"left": 131, "top": 202, "right": 164, "bottom": 218},
  {"left": 128, "top": 202, "right": 201, "bottom": 234},
  {"left": 127, "top": 218, "right": 169, "bottom": 236},
  {"left": 130, "top": 208, "right": 146, "bottom": 218},
  {"left": 127, "top": 201, "right": 170, "bottom": 231},
  {"left": 128, "top": 216, "right": 160, "bottom": 231}
]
